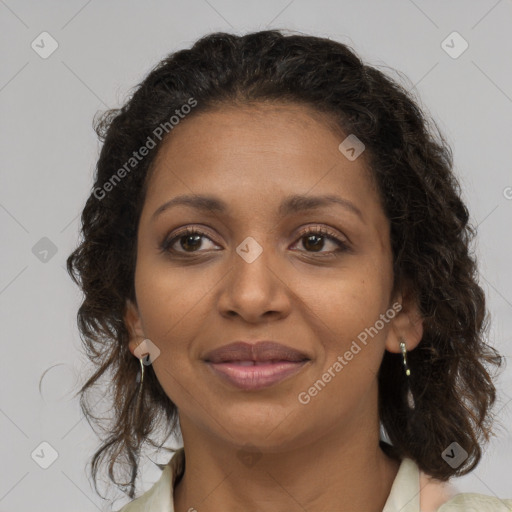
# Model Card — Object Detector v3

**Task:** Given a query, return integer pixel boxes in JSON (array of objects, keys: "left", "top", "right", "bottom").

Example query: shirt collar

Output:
[{"left": 138, "top": 448, "right": 452, "bottom": 512}]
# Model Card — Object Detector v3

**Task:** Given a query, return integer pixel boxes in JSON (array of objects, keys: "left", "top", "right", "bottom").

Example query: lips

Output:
[
  {"left": 203, "top": 341, "right": 310, "bottom": 391},
  {"left": 203, "top": 341, "right": 310, "bottom": 364}
]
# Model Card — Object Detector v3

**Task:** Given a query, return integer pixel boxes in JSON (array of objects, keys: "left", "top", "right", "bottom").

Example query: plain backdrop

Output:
[{"left": 1, "top": 1, "right": 511, "bottom": 510}]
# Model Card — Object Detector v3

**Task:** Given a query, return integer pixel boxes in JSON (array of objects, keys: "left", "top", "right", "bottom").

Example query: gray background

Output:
[{"left": 1, "top": 0, "right": 511, "bottom": 510}]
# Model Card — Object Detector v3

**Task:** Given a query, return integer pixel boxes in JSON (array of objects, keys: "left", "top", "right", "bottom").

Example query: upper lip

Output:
[{"left": 203, "top": 341, "right": 310, "bottom": 363}]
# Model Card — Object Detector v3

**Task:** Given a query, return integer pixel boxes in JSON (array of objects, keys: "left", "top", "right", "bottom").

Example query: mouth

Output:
[
  {"left": 206, "top": 360, "right": 309, "bottom": 390},
  {"left": 203, "top": 341, "right": 310, "bottom": 391}
]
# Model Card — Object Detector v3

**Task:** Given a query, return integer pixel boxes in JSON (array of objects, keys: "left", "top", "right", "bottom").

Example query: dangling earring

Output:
[
  {"left": 134, "top": 354, "right": 145, "bottom": 424},
  {"left": 400, "top": 338, "right": 415, "bottom": 410}
]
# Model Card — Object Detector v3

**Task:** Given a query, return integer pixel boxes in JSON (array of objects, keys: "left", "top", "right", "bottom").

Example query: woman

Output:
[{"left": 67, "top": 29, "right": 512, "bottom": 511}]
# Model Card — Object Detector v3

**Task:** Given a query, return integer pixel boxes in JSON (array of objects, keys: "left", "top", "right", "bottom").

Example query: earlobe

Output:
[{"left": 384, "top": 286, "right": 424, "bottom": 354}]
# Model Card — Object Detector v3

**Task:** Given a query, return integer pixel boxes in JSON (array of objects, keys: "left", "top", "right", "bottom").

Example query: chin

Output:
[{"left": 213, "top": 404, "right": 309, "bottom": 449}]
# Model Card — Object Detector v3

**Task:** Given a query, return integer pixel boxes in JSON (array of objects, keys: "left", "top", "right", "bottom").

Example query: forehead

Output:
[{"left": 145, "top": 102, "right": 377, "bottom": 203}]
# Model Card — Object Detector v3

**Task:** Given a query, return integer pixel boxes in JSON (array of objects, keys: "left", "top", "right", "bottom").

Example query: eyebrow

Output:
[{"left": 151, "top": 193, "right": 364, "bottom": 221}]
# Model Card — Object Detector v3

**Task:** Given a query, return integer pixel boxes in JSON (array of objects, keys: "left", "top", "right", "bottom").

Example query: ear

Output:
[
  {"left": 384, "top": 282, "right": 424, "bottom": 354},
  {"left": 124, "top": 299, "right": 146, "bottom": 357}
]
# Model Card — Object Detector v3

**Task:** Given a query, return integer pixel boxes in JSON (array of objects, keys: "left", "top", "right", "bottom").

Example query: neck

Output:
[{"left": 173, "top": 415, "right": 400, "bottom": 512}]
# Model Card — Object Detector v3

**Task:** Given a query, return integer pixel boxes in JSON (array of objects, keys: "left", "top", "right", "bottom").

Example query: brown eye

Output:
[
  {"left": 302, "top": 233, "right": 328, "bottom": 252},
  {"left": 292, "top": 226, "right": 349, "bottom": 255},
  {"left": 161, "top": 227, "right": 220, "bottom": 254},
  {"left": 160, "top": 225, "right": 349, "bottom": 258},
  {"left": 176, "top": 233, "right": 203, "bottom": 252}
]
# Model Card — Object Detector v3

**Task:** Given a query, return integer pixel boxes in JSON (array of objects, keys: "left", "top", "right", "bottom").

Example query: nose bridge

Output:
[
  {"left": 218, "top": 230, "right": 288, "bottom": 320},
  {"left": 229, "top": 204, "right": 278, "bottom": 268},
  {"left": 232, "top": 232, "right": 276, "bottom": 290}
]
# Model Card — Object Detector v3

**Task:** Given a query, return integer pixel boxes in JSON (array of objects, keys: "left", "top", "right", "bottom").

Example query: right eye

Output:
[{"left": 160, "top": 227, "right": 221, "bottom": 254}]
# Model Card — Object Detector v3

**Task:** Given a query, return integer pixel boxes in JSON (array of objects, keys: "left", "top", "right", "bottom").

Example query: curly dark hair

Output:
[{"left": 66, "top": 29, "right": 504, "bottom": 500}]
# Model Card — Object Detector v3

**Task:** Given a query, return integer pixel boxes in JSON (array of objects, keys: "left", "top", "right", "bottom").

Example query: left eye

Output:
[
  {"left": 161, "top": 226, "right": 348, "bottom": 255},
  {"left": 290, "top": 227, "right": 348, "bottom": 254}
]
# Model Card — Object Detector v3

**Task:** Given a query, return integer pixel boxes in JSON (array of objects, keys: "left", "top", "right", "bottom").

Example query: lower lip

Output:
[{"left": 206, "top": 360, "right": 309, "bottom": 390}]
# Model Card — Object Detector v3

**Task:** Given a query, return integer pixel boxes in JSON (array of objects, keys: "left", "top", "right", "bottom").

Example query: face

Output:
[{"left": 125, "top": 103, "right": 423, "bottom": 451}]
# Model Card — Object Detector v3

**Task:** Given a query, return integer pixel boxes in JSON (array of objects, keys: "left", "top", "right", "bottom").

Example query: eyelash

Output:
[{"left": 159, "top": 225, "right": 349, "bottom": 258}]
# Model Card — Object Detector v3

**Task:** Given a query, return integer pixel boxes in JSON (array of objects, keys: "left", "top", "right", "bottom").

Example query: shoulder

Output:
[
  {"left": 437, "top": 492, "right": 512, "bottom": 511},
  {"left": 114, "top": 448, "right": 185, "bottom": 511},
  {"left": 113, "top": 468, "right": 171, "bottom": 512},
  {"left": 113, "top": 479, "right": 165, "bottom": 512},
  {"left": 417, "top": 463, "right": 512, "bottom": 512},
  {"left": 114, "top": 498, "right": 143, "bottom": 512}
]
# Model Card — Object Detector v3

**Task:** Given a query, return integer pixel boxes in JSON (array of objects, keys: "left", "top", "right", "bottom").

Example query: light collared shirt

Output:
[{"left": 116, "top": 447, "right": 512, "bottom": 511}]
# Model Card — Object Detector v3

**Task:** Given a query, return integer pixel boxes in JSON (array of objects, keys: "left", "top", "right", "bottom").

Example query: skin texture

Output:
[{"left": 124, "top": 103, "right": 424, "bottom": 512}]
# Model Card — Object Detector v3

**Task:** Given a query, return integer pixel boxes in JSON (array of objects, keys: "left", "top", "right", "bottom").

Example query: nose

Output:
[{"left": 216, "top": 237, "right": 292, "bottom": 324}]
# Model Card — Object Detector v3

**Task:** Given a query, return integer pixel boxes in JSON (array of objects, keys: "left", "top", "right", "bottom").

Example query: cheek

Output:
[
  {"left": 134, "top": 261, "right": 205, "bottom": 402},
  {"left": 307, "top": 267, "right": 387, "bottom": 334},
  {"left": 306, "top": 267, "right": 391, "bottom": 376},
  {"left": 134, "top": 256, "right": 214, "bottom": 343}
]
